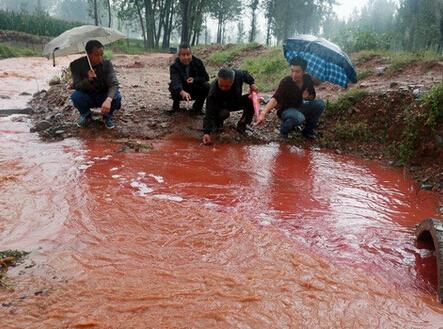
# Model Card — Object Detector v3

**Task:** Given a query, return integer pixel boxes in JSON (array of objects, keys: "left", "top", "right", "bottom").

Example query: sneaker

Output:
[
  {"left": 77, "top": 113, "right": 91, "bottom": 127},
  {"left": 236, "top": 122, "right": 247, "bottom": 135},
  {"left": 104, "top": 116, "right": 115, "bottom": 129}
]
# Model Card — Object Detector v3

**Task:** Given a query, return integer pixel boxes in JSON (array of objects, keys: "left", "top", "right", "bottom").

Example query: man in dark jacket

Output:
[
  {"left": 70, "top": 40, "right": 121, "bottom": 129},
  {"left": 202, "top": 68, "right": 258, "bottom": 145},
  {"left": 169, "top": 43, "right": 209, "bottom": 114},
  {"left": 256, "top": 57, "right": 325, "bottom": 139}
]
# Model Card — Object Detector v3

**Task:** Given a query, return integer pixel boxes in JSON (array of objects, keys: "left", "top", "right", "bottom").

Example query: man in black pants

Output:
[
  {"left": 202, "top": 68, "right": 258, "bottom": 145},
  {"left": 169, "top": 43, "right": 209, "bottom": 114}
]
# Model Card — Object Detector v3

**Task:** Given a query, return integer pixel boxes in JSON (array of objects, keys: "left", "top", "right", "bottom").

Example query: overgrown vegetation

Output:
[
  {"left": 0, "top": 9, "right": 81, "bottom": 37},
  {"left": 0, "top": 42, "right": 39, "bottom": 58},
  {"left": 0, "top": 250, "right": 29, "bottom": 287},
  {"left": 326, "top": 89, "right": 369, "bottom": 113},
  {"left": 241, "top": 48, "right": 288, "bottom": 91}
]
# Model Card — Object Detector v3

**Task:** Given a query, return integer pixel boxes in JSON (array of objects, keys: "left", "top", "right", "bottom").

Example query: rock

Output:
[
  {"left": 375, "top": 66, "right": 386, "bottom": 76},
  {"left": 31, "top": 120, "right": 51, "bottom": 132},
  {"left": 421, "top": 182, "right": 433, "bottom": 190},
  {"left": 19, "top": 92, "right": 31, "bottom": 96},
  {"left": 0, "top": 95, "right": 10, "bottom": 99},
  {"left": 389, "top": 82, "right": 399, "bottom": 88},
  {"left": 160, "top": 122, "right": 169, "bottom": 129},
  {"left": 435, "top": 135, "right": 443, "bottom": 146},
  {"left": 54, "top": 130, "right": 65, "bottom": 135},
  {"left": 412, "top": 88, "right": 425, "bottom": 99},
  {"left": 359, "top": 83, "right": 369, "bottom": 89}
]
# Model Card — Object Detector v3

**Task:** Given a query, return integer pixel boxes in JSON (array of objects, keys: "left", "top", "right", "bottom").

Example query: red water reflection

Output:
[{"left": 1, "top": 118, "right": 442, "bottom": 328}]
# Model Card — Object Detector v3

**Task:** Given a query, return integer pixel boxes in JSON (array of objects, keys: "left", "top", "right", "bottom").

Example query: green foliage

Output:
[
  {"left": 207, "top": 43, "right": 263, "bottom": 66},
  {"left": 421, "top": 82, "right": 443, "bottom": 128},
  {"left": 388, "top": 50, "right": 443, "bottom": 74},
  {"left": 0, "top": 42, "right": 39, "bottom": 58},
  {"left": 241, "top": 48, "right": 288, "bottom": 91},
  {"left": 0, "top": 249, "right": 29, "bottom": 287},
  {"left": 326, "top": 89, "right": 369, "bottom": 113},
  {"left": 0, "top": 9, "right": 81, "bottom": 37},
  {"left": 334, "top": 121, "right": 372, "bottom": 142},
  {"left": 104, "top": 49, "right": 113, "bottom": 60},
  {"left": 356, "top": 70, "right": 372, "bottom": 80}
]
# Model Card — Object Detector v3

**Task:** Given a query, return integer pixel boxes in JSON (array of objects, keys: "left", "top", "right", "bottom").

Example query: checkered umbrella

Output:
[{"left": 283, "top": 35, "right": 357, "bottom": 88}]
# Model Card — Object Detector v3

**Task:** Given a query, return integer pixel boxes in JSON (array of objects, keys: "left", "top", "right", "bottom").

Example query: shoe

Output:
[
  {"left": 190, "top": 107, "right": 204, "bottom": 116},
  {"left": 104, "top": 116, "right": 115, "bottom": 129},
  {"left": 236, "top": 122, "right": 247, "bottom": 135},
  {"left": 302, "top": 130, "right": 316, "bottom": 140},
  {"left": 77, "top": 113, "right": 91, "bottom": 127}
]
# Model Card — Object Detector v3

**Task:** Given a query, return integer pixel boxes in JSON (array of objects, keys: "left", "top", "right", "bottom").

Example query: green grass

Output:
[
  {"left": 241, "top": 48, "right": 288, "bottom": 92},
  {"left": 206, "top": 43, "right": 264, "bottom": 66},
  {"left": 0, "top": 43, "right": 39, "bottom": 59},
  {"left": 334, "top": 121, "right": 372, "bottom": 142},
  {"left": 357, "top": 70, "right": 372, "bottom": 80},
  {"left": 326, "top": 89, "right": 369, "bottom": 113}
]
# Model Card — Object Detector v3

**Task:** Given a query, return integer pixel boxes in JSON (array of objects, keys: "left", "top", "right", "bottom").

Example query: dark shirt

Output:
[
  {"left": 70, "top": 56, "right": 119, "bottom": 99},
  {"left": 203, "top": 69, "right": 255, "bottom": 134},
  {"left": 169, "top": 56, "right": 209, "bottom": 93},
  {"left": 273, "top": 74, "right": 316, "bottom": 117}
]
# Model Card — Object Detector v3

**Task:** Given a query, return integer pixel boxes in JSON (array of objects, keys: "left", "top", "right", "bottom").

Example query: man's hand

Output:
[
  {"left": 256, "top": 112, "right": 266, "bottom": 126},
  {"left": 180, "top": 90, "right": 192, "bottom": 101},
  {"left": 250, "top": 84, "right": 258, "bottom": 93},
  {"left": 303, "top": 89, "right": 314, "bottom": 100},
  {"left": 87, "top": 70, "right": 97, "bottom": 81},
  {"left": 186, "top": 77, "right": 194, "bottom": 84},
  {"left": 101, "top": 97, "right": 112, "bottom": 114},
  {"left": 202, "top": 134, "right": 212, "bottom": 145}
]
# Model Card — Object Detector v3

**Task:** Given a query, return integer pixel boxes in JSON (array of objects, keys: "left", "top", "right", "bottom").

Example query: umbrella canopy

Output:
[
  {"left": 283, "top": 35, "right": 357, "bottom": 88},
  {"left": 43, "top": 25, "right": 125, "bottom": 66}
]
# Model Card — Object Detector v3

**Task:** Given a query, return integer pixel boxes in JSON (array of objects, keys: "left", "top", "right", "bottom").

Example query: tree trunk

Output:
[
  {"left": 217, "top": 14, "right": 223, "bottom": 44},
  {"left": 180, "top": 0, "right": 192, "bottom": 44},
  {"left": 135, "top": 0, "right": 148, "bottom": 49},
  {"left": 144, "top": 0, "right": 155, "bottom": 48},
  {"left": 249, "top": 0, "right": 259, "bottom": 43},
  {"left": 93, "top": 0, "right": 99, "bottom": 26},
  {"left": 107, "top": 0, "right": 111, "bottom": 27}
]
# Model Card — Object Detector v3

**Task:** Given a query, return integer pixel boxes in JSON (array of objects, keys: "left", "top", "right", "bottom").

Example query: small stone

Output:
[
  {"left": 54, "top": 130, "right": 65, "bottom": 135},
  {"left": 0, "top": 95, "right": 10, "bottom": 99},
  {"left": 421, "top": 183, "right": 433, "bottom": 190},
  {"left": 413, "top": 88, "right": 425, "bottom": 99},
  {"left": 31, "top": 120, "right": 51, "bottom": 132},
  {"left": 160, "top": 122, "right": 169, "bottom": 129},
  {"left": 375, "top": 66, "right": 386, "bottom": 76},
  {"left": 359, "top": 83, "right": 369, "bottom": 89},
  {"left": 34, "top": 290, "right": 43, "bottom": 296},
  {"left": 19, "top": 92, "right": 31, "bottom": 96},
  {"left": 389, "top": 82, "right": 399, "bottom": 88}
]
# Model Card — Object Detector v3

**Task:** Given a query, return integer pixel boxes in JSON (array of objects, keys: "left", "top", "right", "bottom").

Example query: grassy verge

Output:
[{"left": 0, "top": 42, "right": 40, "bottom": 59}]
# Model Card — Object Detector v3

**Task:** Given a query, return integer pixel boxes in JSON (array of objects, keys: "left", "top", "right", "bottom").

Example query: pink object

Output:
[{"left": 249, "top": 91, "right": 260, "bottom": 120}]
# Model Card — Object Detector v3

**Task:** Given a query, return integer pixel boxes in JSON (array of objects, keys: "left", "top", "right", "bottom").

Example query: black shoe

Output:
[
  {"left": 190, "top": 107, "right": 204, "bottom": 116},
  {"left": 302, "top": 130, "right": 316, "bottom": 140},
  {"left": 236, "top": 122, "right": 247, "bottom": 135}
]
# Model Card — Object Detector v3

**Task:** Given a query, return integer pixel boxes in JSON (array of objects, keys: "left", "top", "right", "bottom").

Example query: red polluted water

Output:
[{"left": 0, "top": 117, "right": 442, "bottom": 328}]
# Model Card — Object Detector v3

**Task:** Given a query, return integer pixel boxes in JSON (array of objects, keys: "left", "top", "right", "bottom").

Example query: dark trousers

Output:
[
  {"left": 280, "top": 99, "right": 325, "bottom": 135},
  {"left": 214, "top": 94, "right": 255, "bottom": 127},
  {"left": 71, "top": 90, "right": 122, "bottom": 118},
  {"left": 170, "top": 82, "right": 210, "bottom": 111}
]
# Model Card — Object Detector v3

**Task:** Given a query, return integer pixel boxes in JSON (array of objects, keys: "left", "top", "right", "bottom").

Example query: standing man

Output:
[
  {"left": 169, "top": 43, "right": 210, "bottom": 115},
  {"left": 70, "top": 40, "right": 121, "bottom": 129},
  {"left": 256, "top": 57, "right": 325, "bottom": 139},
  {"left": 202, "top": 68, "right": 258, "bottom": 145}
]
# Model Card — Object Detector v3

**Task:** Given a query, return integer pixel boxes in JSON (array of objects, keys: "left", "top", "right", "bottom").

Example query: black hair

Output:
[
  {"left": 178, "top": 43, "right": 191, "bottom": 53},
  {"left": 217, "top": 67, "right": 235, "bottom": 81},
  {"left": 289, "top": 57, "right": 308, "bottom": 71},
  {"left": 85, "top": 40, "right": 104, "bottom": 54}
]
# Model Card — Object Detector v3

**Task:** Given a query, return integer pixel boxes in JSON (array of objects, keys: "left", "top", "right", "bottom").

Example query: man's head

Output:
[
  {"left": 85, "top": 40, "right": 104, "bottom": 66},
  {"left": 178, "top": 43, "right": 192, "bottom": 66},
  {"left": 217, "top": 68, "right": 235, "bottom": 92},
  {"left": 289, "top": 57, "right": 307, "bottom": 82}
]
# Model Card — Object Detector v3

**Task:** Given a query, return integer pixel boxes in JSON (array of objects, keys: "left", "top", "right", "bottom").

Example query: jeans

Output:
[
  {"left": 280, "top": 99, "right": 325, "bottom": 136},
  {"left": 71, "top": 90, "right": 122, "bottom": 118}
]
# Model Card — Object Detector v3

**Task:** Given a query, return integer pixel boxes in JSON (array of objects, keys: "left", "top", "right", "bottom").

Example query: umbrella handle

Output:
[{"left": 52, "top": 47, "right": 59, "bottom": 67}]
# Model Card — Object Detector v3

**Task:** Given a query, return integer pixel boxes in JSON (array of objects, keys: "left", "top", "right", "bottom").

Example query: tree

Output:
[
  {"left": 209, "top": 0, "right": 242, "bottom": 44},
  {"left": 248, "top": 0, "right": 259, "bottom": 43}
]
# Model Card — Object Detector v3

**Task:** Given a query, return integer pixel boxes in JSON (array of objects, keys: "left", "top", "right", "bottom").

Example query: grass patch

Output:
[
  {"left": 334, "top": 121, "right": 372, "bottom": 142},
  {"left": 326, "top": 89, "right": 369, "bottom": 113},
  {"left": 104, "top": 49, "right": 113, "bottom": 60},
  {"left": 241, "top": 48, "right": 288, "bottom": 92},
  {"left": 0, "top": 250, "right": 29, "bottom": 287},
  {"left": 357, "top": 70, "right": 372, "bottom": 80},
  {"left": 207, "top": 43, "right": 264, "bottom": 66},
  {"left": 0, "top": 42, "right": 39, "bottom": 59},
  {"left": 388, "top": 50, "right": 442, "bottom": 74}
]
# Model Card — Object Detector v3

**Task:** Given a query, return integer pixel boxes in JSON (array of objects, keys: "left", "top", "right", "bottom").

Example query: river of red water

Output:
[{"left": 1, "top": 117, "right": 442, "bottom": 328}]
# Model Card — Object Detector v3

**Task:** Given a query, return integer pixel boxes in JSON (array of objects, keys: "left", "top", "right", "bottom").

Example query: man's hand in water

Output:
[
  {"left": 101, "top": 97, "right": 112, "bottom": 114},
  {"left": 186, "top": 77, "right": 194, "bottom": 84},
  {"left": 87, "top": 70, "right": 97, "bottom": 81},
  {"left": 180, "top": 90, "right": 192, "bottom": 101},
  {"left": 202, "top": 134, "right": 212, "bottom": 145}
]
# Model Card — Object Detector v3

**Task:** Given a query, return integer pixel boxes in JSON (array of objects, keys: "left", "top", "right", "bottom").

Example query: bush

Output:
[
  {"left": 0, "top": 42, "right": 39, "bottom": 58},
  {"left": 326, "top": 89, "right": 369, "bottom": 113}
]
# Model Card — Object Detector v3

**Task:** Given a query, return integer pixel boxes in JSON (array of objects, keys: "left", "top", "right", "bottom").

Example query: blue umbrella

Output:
[{"left": 283, "top": 35, "right": 357, "bottom": 88}]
